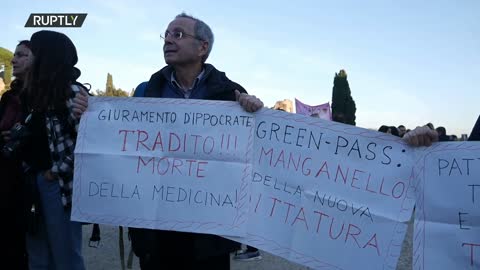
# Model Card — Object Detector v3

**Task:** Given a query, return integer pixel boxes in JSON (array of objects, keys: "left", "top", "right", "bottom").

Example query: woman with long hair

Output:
[
  {"left": 0, "top": 40, "right": 32, "bottom": 270},
  {"left": 21, "top": 30, "right": 86, "bottom": 270}
]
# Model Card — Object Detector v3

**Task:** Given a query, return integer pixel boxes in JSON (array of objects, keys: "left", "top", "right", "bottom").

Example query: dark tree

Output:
[{"left": 331, "top": 69, "right": 356, "bottom": 125}]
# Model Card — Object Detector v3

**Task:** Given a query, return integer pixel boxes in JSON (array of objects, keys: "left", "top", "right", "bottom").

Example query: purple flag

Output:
[{"left": 295, "top": 98, "right": 332, "bottom": 120}]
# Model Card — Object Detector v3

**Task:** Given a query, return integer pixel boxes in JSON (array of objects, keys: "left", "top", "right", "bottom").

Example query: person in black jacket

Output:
[
  {"left": 129, "top": 13, "right": 263, "bottom": 270},
  {"left": 0, "top": 40, "right": 32, "bottom": 270},
  {"left": 20, "top": 30, "right": 87, "bottom": 270}
]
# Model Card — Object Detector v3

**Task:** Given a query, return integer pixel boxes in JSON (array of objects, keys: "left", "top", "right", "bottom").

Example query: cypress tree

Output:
[{"left": 331, "top": 70, "right": 356, "bottom": 125}]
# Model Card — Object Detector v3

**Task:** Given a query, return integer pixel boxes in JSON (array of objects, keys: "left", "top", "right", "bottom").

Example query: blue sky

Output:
[{"left": 3, "top": 0, "right": 479, "bottom": 135}]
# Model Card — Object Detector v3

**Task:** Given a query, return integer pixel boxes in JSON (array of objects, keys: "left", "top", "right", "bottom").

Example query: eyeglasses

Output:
[{"left": 160, "top": 30, "right": 203, "bottom": 41}]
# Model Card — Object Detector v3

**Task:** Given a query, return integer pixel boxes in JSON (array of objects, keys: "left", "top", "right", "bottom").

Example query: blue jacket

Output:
[
  {"left": 133, "top": 63, "right": 247, "bottom": 99},
  {"left": 129, "top": 63, "right": 245, "bottom": 259}
]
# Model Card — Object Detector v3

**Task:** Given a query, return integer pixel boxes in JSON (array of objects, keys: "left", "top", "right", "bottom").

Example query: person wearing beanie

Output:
[{"left": 20, "top": 30, "right": 87, "bottom": 270}]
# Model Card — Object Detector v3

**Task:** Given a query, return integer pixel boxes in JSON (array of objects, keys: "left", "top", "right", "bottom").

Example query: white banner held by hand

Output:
[
  {"left": 229, "top": 109, "right": 416, "bottom": 270},
  {"left": 73, "top": 98, "right": 418, "bottom": 270},
  {"left": 72, "top": 97, "right": 254, "bottom": 237}
]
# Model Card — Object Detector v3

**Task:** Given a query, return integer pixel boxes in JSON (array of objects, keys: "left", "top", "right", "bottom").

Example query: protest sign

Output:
[
  {"left": 72, "top": 97, "right": 254, "bottom": 237},
  {"left": 413, "top": 142, "right": 480, "bottom": 269},
  {"left": 229, "top": 109, "right": 416, "bottom": 270},
  {"left": 295, "top": 98, "right": 332, "bottom": 120},
  {"left": 73, "top": 98, "right": 417, "bottom": 269}
]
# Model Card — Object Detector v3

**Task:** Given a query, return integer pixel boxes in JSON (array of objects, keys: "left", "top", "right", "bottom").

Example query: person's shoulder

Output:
[
  {"left": 134, "top": 66, "right": 171, "bottom": 97},
  {"left": 228, "top": 80, "right": 246, "bottom": 94},
  {"left": 151, "top": 66, "right": 171, "bottom": 80},
  {"left": 0, "top": 89, "right": 16, "bottom": 99},
  {"left": 206, "top": 64, "right": 247, "bottom": 94},
  {"left": 146, "top": 66, "right": 171, "bottom": 86},
  {"left": 0, "top": 90, "right": 14, "bottom": 108},
  {"left": 133, "top": 82, "right": 149, "bottom": 97},
  {"left": 135, "top": 81, "right": 149, "bottom": 89}
]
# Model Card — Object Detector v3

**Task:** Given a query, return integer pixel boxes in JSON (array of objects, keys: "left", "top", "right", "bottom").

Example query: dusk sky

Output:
[{"left": 3, "top": 0, "right": 479, "bottom": 135}]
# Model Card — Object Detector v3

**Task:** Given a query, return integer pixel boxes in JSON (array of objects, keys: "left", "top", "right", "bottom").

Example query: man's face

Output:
[
  {"left": 398, "top": 126, "right": 406, "bottom": 135},
  {"left": 163, "top": 17, "right": 206, "bottom": 66}
]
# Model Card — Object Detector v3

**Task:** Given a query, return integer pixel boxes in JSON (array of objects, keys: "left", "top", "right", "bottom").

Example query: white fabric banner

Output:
[
  {"left": 72, "top": 97, "right": 254, "bottom": 237},
  {"left": 413, "top": 143, "right": 480, "bottom": 270},
  {"left": 72, "top": 97, "right": 418, "bottom": 269},
  {"left": 229, "top": 109, "right": 416, "bottom": 270}
]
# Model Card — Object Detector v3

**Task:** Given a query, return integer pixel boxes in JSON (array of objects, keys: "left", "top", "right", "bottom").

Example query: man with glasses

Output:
[{"left": 129, "top": 13, "right": 263, "bottom": 269}]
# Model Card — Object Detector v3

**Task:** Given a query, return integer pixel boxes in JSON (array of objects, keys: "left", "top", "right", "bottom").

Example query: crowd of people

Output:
[
  {"left": 0, "top": 12, "right": 476, "bottom": 270},
  {"left": 378, "top": 123, "right": 460, "bottom": 141}
]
